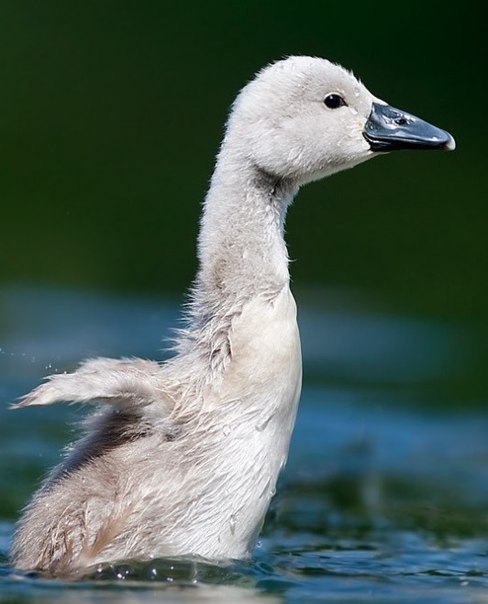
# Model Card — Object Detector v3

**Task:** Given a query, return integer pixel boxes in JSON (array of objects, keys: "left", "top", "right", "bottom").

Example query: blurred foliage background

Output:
[{"left": 0, "top": 1, "right": 485, "bottom": 320}]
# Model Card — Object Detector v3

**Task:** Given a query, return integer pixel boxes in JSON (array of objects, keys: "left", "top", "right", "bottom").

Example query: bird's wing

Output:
[{"left": 12, "top": 357, "right": 169, "bottom": 414}]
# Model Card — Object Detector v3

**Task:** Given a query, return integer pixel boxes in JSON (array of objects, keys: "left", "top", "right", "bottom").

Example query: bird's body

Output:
[{"left": 10, "top": 56, "right": 454, "bottom": 576}]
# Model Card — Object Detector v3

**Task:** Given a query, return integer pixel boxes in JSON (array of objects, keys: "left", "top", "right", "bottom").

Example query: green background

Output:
[{"left": 0, "top": 1, "right": 485, "bottom": 320}]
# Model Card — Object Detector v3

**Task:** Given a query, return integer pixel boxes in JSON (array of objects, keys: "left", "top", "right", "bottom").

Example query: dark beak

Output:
[{"left": 363, "top": 102, "right": 455, "bottom": 152}]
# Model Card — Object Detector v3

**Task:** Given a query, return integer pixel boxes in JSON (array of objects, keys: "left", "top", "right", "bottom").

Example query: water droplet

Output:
[
  {"left": 230, "top": 513, "right": 236, "bottom": 535},
  {"left": 260, "top": 475, "right": 274, "bottom": 499},
  {"left": 350, "top": 107, "right": 358, "bottom": 116},
  {"left": 256, "top": 414, "right": 272, "bottom": 431}
]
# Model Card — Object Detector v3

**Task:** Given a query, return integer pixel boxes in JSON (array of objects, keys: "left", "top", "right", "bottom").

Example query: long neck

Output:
[
  {"left": 195, "top": 150, "right": 298, "bottom": 308},
  {"left": 173, "top": 145, "right": 298, "bottom": 361},
  {"left": 171, "top": 143, "right": 299, "bottom": 387}
]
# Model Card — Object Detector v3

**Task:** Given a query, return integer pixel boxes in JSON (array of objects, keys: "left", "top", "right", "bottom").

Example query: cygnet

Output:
[{"left": 11, "top": 56, "right": 455, "bottom": 577}]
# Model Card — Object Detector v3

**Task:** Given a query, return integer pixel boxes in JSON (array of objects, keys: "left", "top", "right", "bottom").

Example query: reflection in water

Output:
[{"left": 1, "top": 568, "right": 282, "bottom": 604}]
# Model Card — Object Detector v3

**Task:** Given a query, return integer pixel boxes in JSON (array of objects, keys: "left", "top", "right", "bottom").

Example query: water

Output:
[{"left": 1, "top": 285, "right": 487, "bottom": 603}]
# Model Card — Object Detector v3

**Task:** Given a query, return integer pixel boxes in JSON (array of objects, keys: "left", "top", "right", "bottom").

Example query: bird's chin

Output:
[{"left": 305, "top": 154, "right": 372, "bottom": 184}]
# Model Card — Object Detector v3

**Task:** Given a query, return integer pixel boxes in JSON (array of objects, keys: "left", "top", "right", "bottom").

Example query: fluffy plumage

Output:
[{"left": 10, "top": 56, "right": 453, "bottom": 577}]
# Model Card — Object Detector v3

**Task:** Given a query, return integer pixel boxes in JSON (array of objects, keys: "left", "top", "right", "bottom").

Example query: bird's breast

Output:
[
  {"left": 190, "top": 286, "right": 302, "bottom": 557},
  {"left": 220, "top": 285, "right": 302, "bottom": 413}
]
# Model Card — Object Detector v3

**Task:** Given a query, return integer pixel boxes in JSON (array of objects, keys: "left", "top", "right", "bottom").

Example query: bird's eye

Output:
[{"left": 324, "top": 94, "right": 347, "bottom": 109}]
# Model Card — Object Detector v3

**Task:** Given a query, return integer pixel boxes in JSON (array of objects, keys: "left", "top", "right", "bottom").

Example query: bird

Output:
[{"left": 10, "top": 56, "right": 455, "bottom": 577}]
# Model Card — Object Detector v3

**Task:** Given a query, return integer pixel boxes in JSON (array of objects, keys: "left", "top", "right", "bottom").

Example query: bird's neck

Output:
[
  {"left": 172, "top": 148, "right": 299, "bottom": 392},
  {"left": 194, "top": 152, "right": 298, "bottom": 307}
]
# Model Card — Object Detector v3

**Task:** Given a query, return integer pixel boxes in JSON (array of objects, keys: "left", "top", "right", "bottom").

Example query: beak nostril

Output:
[{"left": 395, "top": 117, "right": 408, "bottom": 126}]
